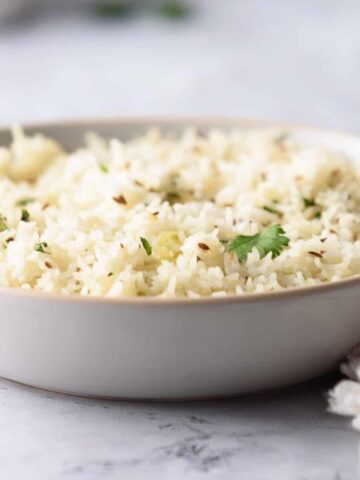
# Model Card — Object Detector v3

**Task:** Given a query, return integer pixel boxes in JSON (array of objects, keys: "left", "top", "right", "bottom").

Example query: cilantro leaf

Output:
[
  {"left": 16, "top": 198, "right": 36, "bottom": 207},
  {"left": 165, "top": 192, "right": 181, "bottom": 205},
  {"left": 140, "top": 237, "right": 152, "bottom": 256},
  {"left": 99, "top": 163, "right": 109, "bottom": 173},
  {"left": 226, "top": 225, "right": 290, "bottom": 262},
  {"left": 34, "top": 242, "right": 49, "bottom": 253},
  {"left": 158, "top": 0, "right": 189, "bottom": 19},
  {"left": 262, "top": 205, "right": 282, "bottom": 216},
  {"left": 0, "top": 214, "right": 8, "bottom": 232},
  {"left": 303, "top": 197, "right": 316, "bottom": 208},
  {"left": 21, "top": 209, "right": 30, "bottom": 222},
  {"left": 94, "top": 2, "right": 134, "bottom": 19}
]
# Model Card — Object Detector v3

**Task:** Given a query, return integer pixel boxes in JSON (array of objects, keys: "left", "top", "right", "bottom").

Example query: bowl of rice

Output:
[{"left": 0, "top": 117, "right": 360, "bottom": 399}]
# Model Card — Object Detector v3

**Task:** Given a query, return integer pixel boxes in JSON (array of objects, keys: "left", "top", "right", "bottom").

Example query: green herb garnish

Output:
[
  {"left": 108, "top": 272, "right": 114, "bottom": 277},
  {"left": 94, "top": 2, "right": 134, "bottom": 18},
  {"left": 262, "top": 205, "right": 282, "bottom": 216},
  {"left": 0, "top": 214, "right": 8, "bottom": 232},
  {"left": 21, "top": 210, "right": 30, "bottom": 222},
  {"left": 99, "top": 163, "right": 109, "bottom": 173},
  {"left": 165, "top": 192, "right": 181, "bottom": 205},
  {"left": 226, "top": 225, "right": 290, "bottom": 262},
  {"left": 140, "top": 237, "right": 152, "bottom": 256},
  {"left": 303, "top": 197, "right": 316, "bottom": 208},
  {"left": 303, "top": 198, "right": 322, "bottom": 219},
  {"left": 158, "top": 0, "right": 189, "bottom": 18},
  {"left": 16, "top": 198, "right": 36, "bottom": 207},
  {"left": 34, "top": 242, "right": 49, "bottom": 254}
]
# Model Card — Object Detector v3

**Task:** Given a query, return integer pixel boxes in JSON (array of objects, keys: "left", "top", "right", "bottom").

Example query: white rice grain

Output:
[{"left": 0, "top": 126, "right": 359, "bottom": 298}]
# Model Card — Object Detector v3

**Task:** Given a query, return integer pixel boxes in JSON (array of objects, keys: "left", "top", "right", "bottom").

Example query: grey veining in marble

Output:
[{"left": 0, "top": 376, "right": 357, "bottom": 480}]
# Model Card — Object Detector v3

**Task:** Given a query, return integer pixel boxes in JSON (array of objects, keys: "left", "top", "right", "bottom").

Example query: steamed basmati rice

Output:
[{"left": 0, "top": 126, "right": 359, "bottom": 298}]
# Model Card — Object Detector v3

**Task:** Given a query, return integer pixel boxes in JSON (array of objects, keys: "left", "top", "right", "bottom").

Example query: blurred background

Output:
[{"left": 0, "top": 0, "right": 359, "bottom": 130}]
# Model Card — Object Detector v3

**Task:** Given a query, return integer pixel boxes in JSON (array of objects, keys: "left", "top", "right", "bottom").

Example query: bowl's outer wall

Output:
[
  {"left": 0, "top": 118, "right": 359, "bottom": 399},
  {"left": 0, "top": 282, "right": 358, "bottom": 399}
]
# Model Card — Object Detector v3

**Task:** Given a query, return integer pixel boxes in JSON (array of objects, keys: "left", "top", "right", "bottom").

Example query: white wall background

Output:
[{"left": 0, "top": 0, "right": 360, "bottom": 131}]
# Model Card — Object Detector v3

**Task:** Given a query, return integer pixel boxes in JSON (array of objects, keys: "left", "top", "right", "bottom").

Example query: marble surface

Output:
[
  {"left": 0, "top": 0, "right": 360, "bottom": 131},
  {"left": 0, "top": 375, "right": 357, "bottom": 480},
  {"left": 0, "top": 1, "right": 360, "bottom": 478}
]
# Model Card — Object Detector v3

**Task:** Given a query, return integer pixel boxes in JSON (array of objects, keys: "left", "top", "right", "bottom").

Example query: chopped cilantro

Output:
[
  {"left": 21, "top": 209, "right": 30, "bottom": 222},
  {"left": 158, "top": 0, "right": 189, "bottom": 18},
  {"left": 303, "top": 197, "right": 316, "bottom": 208},
  {"left": 0, "top": 214, "right": 8, "bottom": 232},
  {"left": 262, "top": 205, "right": 282, "bottom": 216},
  {"left": 94, "top": 2, "right": 134, "bottom": 18},
  {"left": 140, "top": 237, "right": 152, "bottom": 256},
  {"left": 165, "top": 192, "right": 181, "bottom": 205},
  {"left": 303, "top": 197, "right": 322, "bottom": 219},
  {"left": 16, "top": 198, "right": 36, "bottom": 207},
  {"left": 107, "top": 272, "right": 114, "bottom": 277},
  {"left": 99, "top": 163, "right": 109, "bottom": 173},
  {"left": 226, "top": 225, "right": 290, "bottom": 262},
  {"left": 34, "top": 242, "right": 49, "bottom": 253}
]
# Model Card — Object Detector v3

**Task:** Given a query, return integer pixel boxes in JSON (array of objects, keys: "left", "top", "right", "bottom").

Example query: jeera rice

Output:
[{"left": 0, "top": 126, "right": 359, "bottom": 298}]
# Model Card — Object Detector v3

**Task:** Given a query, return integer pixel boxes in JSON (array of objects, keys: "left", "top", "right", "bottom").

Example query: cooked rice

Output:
[{"left": 0, "top": 126, "right": 359, "bottom": 298}]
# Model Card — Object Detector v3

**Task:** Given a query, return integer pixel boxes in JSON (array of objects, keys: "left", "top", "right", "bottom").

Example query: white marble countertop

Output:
[
  {"left": 0, "top": 0, "right": 360, "bottom": 132},
  {"left": 0, "top": 375, "right": 357, "bottom": 480},
  {"left": 0, "top": 1, "right": 360, "bottom": 478}
]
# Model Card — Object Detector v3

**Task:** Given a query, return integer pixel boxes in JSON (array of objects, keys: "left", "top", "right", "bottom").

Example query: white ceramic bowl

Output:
[{"left": 0, "top": 117, "right": 360, "bottom": 400}]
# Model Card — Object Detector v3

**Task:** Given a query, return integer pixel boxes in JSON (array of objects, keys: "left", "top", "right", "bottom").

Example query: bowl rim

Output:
[{"left": 1, "top": 115, "right": 360, "bottom": 306}]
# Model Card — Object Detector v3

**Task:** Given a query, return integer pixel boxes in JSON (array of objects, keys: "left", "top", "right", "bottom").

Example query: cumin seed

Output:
[
  {"left": 308, "top": 251, "right": 323, "bottom": 258},
  {"left": 113, "top": 195, "right": 127, "bottom": 205}
]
